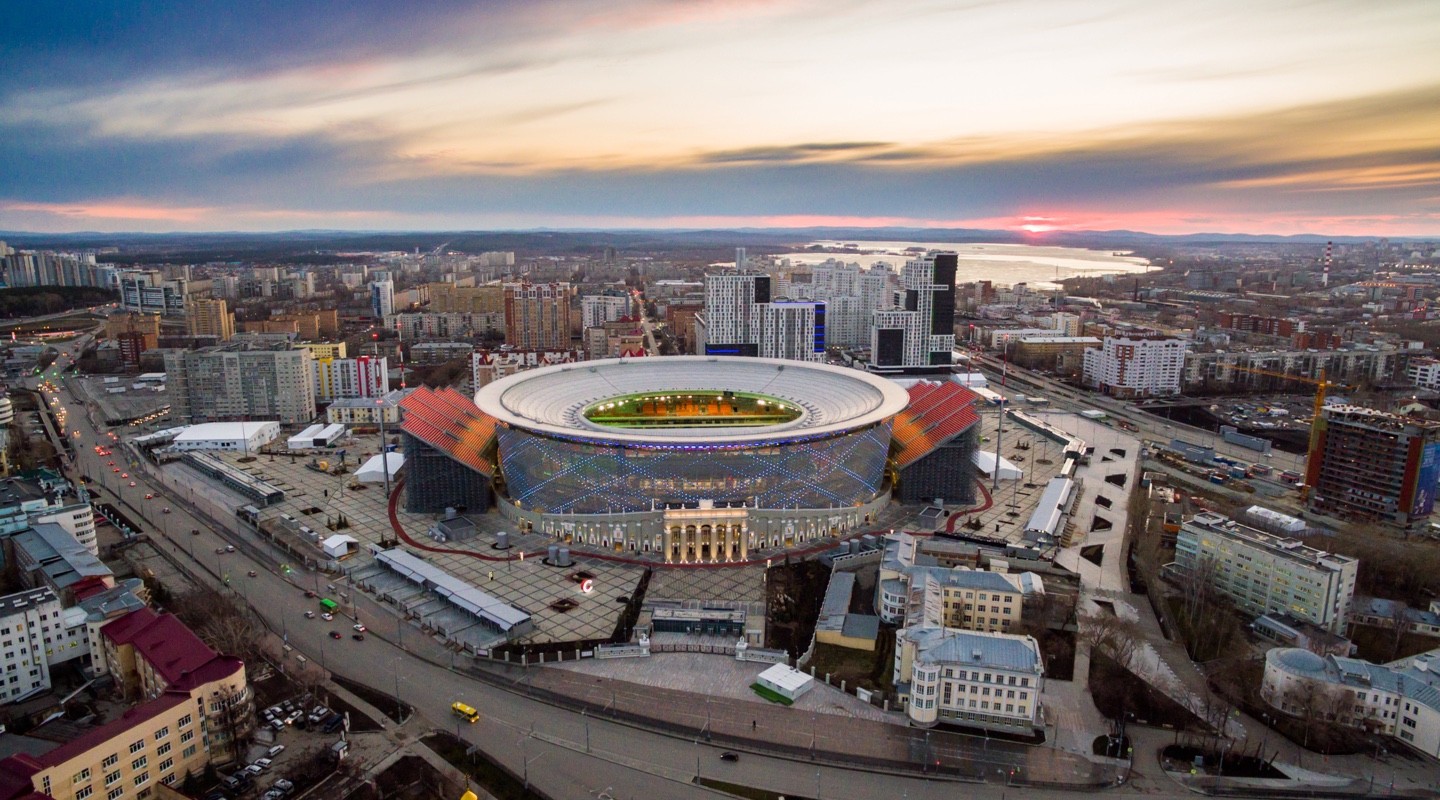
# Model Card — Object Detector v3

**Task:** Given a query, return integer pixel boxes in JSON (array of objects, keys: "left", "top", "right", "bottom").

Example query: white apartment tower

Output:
[
  {"left": 581, "top": 294, "right": 631, "bottom": 329},
  {"left": 1082, "top": 335, "right": 1185, "bottom": 397},
  {"left": 703, "top": 274, "right": 823, "bottom": 362},
  {"left": 370, "top": 274, "right": 396, "bottom": 318},
  {"left": 869, "top": 251, "right": 956, "bottom": 372}
]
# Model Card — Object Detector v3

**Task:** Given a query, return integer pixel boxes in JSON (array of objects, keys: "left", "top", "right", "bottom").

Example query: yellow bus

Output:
[{"left": 451, "top": 701, "right": 479, "bottom": 723}]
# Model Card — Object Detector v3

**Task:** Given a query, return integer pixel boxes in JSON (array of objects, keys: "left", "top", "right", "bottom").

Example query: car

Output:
[
  {"left": 226, "top": 545, "right": 235, "bottom": 552},
  {"left": 352, "top": 634, "right": 365, "bottom": 641},
  {"left": 128, "top": 481, "right": 136, "bottom": 487},
  {"left": 248, "top": 570, "right": 258, "bottom": 577},
  {"left": 329, "top": 631, "right": 341, "bottom": 639},
  {"left": 144, "top": 493, "right": 153, "bottom": 499},
  {"left": 113, "top": 468, "right": 120, "bottom": 473},
  {"left": 107, "top": 461, "right": 114, "bottom": 465},
  {"left": 321, "top": 613, "right": 333, "bottom": 621},
  {"left": 284, "top": 711, "right": 304, "bottom": 725},
  {"left": 254, "top": 758, "right": 272, "bottom": 770},
  {"left": 190, "top": 529, "right": 200, "bottom": 536},
  {"left": 242, "top": 765, "right": 263, "bottom": 777},
  {"left": 121, "top": 473, "right": 128, "bottom": 478},
  {"left": 304, "top": 611, "right": 316, "bottom": 619},
  {"left": 264, "top": 791, "right": 285, "bottom": 800},
  {"left": 162, "top": 507, "right": 170, "bottom": 514},
  {"left": 216, "top": 547, "right": 226, "bottom": 554},
  {"left": 267, "top": 745, "right": 285, "bottom": 758},
  {"left": 720, "top": 752, "right": 740, "bottom": 762},
  {"left": 304, "top": 590, "right": 317, "bottom": 598},
  {"left": 266, "top": 706, "right": 282, "bottom": 717},
  {"left": 353, "top": 624, "right": 366, "bottom": 632},
  {"left": 312, "top": 706, "right": 327, "bottom": 717}
]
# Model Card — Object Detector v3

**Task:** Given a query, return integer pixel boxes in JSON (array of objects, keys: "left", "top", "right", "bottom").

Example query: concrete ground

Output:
[{"left": 553, "top": 652, "right": 900, "bottom": 723}]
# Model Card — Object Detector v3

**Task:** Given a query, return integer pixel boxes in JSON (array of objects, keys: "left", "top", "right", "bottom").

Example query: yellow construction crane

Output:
[{"left": 1221, "top": 364, "right": 1356, "bottom": 455}]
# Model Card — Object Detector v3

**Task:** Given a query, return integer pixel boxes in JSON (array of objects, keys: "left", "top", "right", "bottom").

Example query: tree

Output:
[
  {"left": 1078, "top": 611, "right": 1143, "bottom": 671},
  {"left": 1387, "top": 601, "right": 1411, "bottom": 662}
]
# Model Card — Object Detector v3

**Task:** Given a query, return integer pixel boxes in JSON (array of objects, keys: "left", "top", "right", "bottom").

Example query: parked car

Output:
[
  {"left": 254, "top": 758, "right": 272, "bottom": 770},
  {"left": 284, "top": 711, "right": 304, "bottom": 725},
  {"left": 226, "top": 545, "right": 236, "bottom": 552},
  {"left": 352, "top": 624, "right": 366, "bottom": 632},
  {"left": 267, "top": 745, "right": 285, "bottom": 758},
  {"left": 304, "top": 611, "right": 316, "bottom": 619},
  {"left": 215, "top": 547, "right": 226, "bottom": 554}
]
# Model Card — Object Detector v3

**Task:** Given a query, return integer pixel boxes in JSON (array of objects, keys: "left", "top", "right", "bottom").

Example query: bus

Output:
[
  {"left": 452, "top": 702, "right": 480, "bottom": 723},
  {"left": 319, "top": 599, "right": 338, "bottom": 613}
]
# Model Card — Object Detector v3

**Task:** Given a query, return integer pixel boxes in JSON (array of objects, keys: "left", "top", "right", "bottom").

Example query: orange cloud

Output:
[{"left": 1, "top": 200, "right": 214, "bottom": 222}]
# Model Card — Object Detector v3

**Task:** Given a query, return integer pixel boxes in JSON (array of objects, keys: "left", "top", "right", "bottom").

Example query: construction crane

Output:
[{"left": 1221, "top": 364, "right": 1356, "bottom": 455}]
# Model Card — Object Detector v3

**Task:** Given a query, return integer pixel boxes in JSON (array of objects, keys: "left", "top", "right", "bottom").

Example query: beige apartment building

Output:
[{"left": 184, "top": 297, "right": 235, "bottom": 341}]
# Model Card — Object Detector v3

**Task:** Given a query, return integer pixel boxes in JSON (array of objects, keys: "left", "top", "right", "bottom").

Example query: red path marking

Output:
[{"left": 944, "top": 481, "right": 994, "bottom": 533}]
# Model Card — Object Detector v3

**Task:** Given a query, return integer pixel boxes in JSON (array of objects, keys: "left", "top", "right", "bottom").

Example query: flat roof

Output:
[
  {"left": 174, "top": 421, "right": 278, "bottom": 442},
  {"left": 376, "top": 549, "right": 530, "bottom": 631},
  {"left": 757, "top": 663, "right": 814, "bottom": 692},
  {"left": 476, "top": 355, "right": 909, "bottom": 446}
]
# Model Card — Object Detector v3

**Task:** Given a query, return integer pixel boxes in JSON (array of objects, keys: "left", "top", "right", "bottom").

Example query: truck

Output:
[
  {"left": 1228, "top": 466, "right": 1247, "bottom": 479},
  {"left": 1080, "top": 410, "right": 1108, "bottom": 420},
  {"left": 1248, "top": 464, "right": 1272, "bottom": 477},
  {"left": 1279, "top": 470, "right": 1302, "bottom": 483},
  {"left": 1209, "top": 472, "right": 1227, "bottom": 484}
]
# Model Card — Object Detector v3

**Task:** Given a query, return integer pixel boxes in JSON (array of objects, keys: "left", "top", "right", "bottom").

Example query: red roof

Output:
[
  {"left": 399, "top": 386, "right": 497, "bottom": 477},
  {"left": 0, "top": 755, "right": 40, "bottom": 800},
  {"left": 100, "top": 608, "right": 226, "bottom": 688},
  {"left": 36, "top": 692, "right": 190, "bottom": 769},
  {"left": 892, "top": 381, "right": 983, "bottom": 468}
]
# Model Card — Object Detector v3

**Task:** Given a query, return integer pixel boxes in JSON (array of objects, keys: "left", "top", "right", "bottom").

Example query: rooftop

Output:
[
  {"left": 908, "top": 626, "right": 1042, "bottom": 673},
  {"left": 1184, "top": 512, "right": 1355, "bottom": 569},
  {"left": 173, "top": 421, "right": 278, "bottom": 443}
]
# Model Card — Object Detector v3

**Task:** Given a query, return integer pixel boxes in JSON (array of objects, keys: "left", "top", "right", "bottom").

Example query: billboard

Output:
[{"left": 1411, "top": 441, "right": 1440, "bottom": 518}]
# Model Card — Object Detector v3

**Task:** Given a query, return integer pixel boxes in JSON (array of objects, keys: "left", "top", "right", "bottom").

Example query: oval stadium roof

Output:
[{"left": 475, "top": 356, "right": 910, "bottom": 445}]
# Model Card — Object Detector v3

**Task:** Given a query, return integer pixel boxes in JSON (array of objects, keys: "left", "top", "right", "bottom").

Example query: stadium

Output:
[{"left": 400, "top": 356, "right": 982, "bottom": 563}]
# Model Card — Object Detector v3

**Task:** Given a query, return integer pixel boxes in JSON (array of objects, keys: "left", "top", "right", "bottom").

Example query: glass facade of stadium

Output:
[{"left": 496, "top": 422, "right": 893, "bottom": 514}]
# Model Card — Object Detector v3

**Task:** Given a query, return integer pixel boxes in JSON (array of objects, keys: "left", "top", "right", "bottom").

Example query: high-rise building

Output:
[
  {"left": 868, "top": 251, "right": 956, "bottom": 372},
  {"left": 0, "top": 587, "right": 88, "bottom": 702},
  {"left": 1082, "top": 336, "right": 1185, "bottom": 397},
  {"left": 701, "top": 274, "right": 823, "bottom": 361},
  {"left": 427, "top": 283, "right": 506, "bottom": 313},
  {"left": 313, "top": 356, "right": 390, "bottom": 401},
  {"left": 185, "top": 297, "right": 235, "bottom": 341},
  {"left": 370, "top": 276, "right": 395, "bottom": 318},
  {"left": 802, "top": 260, "right": 896, "bottom": 347},
  {"left": 581, "top": 293, "right": 632, "bottom": 329},
  {"left": 119, "top": 270, "right": 187, "bottom": 315},
  {"left": 105, "top": 313, "right": 160, "bottom": 350},
  {"left": 1306, "top": 405, "right": 1440, "bottom": 530},
  {"left": 1176, "top": 512, "right": 1357, "bottom": 633},
  {"left": 164, "top": 345, "right": 316, "bottom": 424},
  {"left": 504, "top": 282, "right": 570, "bottom": 350},
  {"left": 1, "top": 250, "right": 113, "bottom": 288}
]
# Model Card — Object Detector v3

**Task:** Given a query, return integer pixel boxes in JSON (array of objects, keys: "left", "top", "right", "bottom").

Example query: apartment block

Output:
[
  {"left": 581, "top": 294, "right": 632, "bottom": 329},
  {"left": 504, "top": 282, "right": 570, "bottom": 350},
  {"left": 702, "top": 274, "right": 824, "bottom": 362},
  {"left": 104, "top": 314, "right": 161, "bottom": 350},
  {"left": 1174, "top": 512, "right": 1357, "bottom": 632},
  {"left": 471, "top": 349, "right": 579, "bottom": 388},
  {"left": 118, "top": 271, "right": 188, "bottom": 316},
  {"left": 1082, "top": 336, "right": 1185, "bottom": 397},
  {"left": 1306, "top": 405, "right": 1440, "bottom": 530},
  {"left": 184, "top": 297, "right": 234, "bottom": 341},
  {"left": 1013, "top": 336, "right": 1101, "bottom": 371},
  {"left": 868, "top": 251, "right": 956, "bottom": 372},
  {"left": 313, "top": 356, "right": 389, "bottom": 401},
  {"left": 325, "top": 389, "right": 410, "bottom": 425},
  {"left": 164, "top": 345, "right": 316, "bottom": 424},
  {"left": 427, "top": 283, "right": 506, "bottom": 314},
  {"left": 1408, "top": 357, "right": 1440, "bottom": 390},
  {"left": 1183, "top": 348, "right": 1404, "bottom": 393},
  {"left": 0, "top": 588, "right": 84, "bottom": 702}
]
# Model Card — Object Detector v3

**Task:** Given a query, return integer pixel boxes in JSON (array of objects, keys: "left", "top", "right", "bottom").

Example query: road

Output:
[
  {"left": 962, "top": 351, "right": 1308, "bottom": 476},
  {"left": 33, "top": 372, "right": 1130, "bottom": 800}
]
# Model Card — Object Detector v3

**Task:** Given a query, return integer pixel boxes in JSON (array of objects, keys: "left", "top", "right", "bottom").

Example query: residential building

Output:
[
  {"left": 118, "top": 270, "right": 188, "bottom": 316},
  {"left": 0, "top": 587, "right": 87, "bottom": 702},
  {"left": 1261, "top": 646, "right": 1440, "bottom": 759},
  {"left": 1213, "top": 312, "right": 1303, "bottom": 337},
  {"left": 388, "top": 311, "right": 503, "bottom": 340},
  {"left": 325, "top": 389, "right": 411, "bottom": 425},
  {"left": 868, "top": 251, "right": 956, "bottom": 373},
  {"left": 0, "top": 470, "right": 98, "bottom": 554},
  {"left": 115, "top": 331, "right": 149, "bottom": 368},
  {"left": 5, "top": 522, "right": 114, "bottom": 603},
  {"left": 104, "top": 313, "right": 161, "bottom": 349},
  {"left": 702, "top": 274, "right": 824, "bottom": 362},
  {"left": 471, "top": 349, "right": 579, "bottom": 388},
  {"left": 504, "top": 282, "right": 570, "bottom": 350},
  {"left": 1183, "top": 348, "right": 1405, "bottom": 393},
  {"left": 1173, "top": 511, "right": 1357, "bottom": 633},
  {"left": 184, "top": 297, "right": 234, "bottom": 341},
  {"left": 1082, "top": 336, "right": 1185, "bottom": 397},
  {"left": 792, "top": 260, "right": 895, "bottom": 347},
  {"left": 370, "top": 275, "right": 395, "bottom": 318},
  {"left": 1, "top": 250, "right": 113, "bottom": 288},
  {"left": 1306, "top": 405, "right": 1440, "bottom": 530},
  {"left": 581, "top": 294, "right": 632, "bottom": 330},
  {"left": 1408, "top": 357, "right": 1440, "bottom": 390},
  {"left": 1013, "top": 336, "right": 1101, "bottom": 371},
  {"left": 313, "top": 356, "right": 389, "bottom": 401},
  {"left": 894, "top": 626, "right": 1043, "bottom": 732},
  {"left": 164, "top": 345, "right": 316, "bottom": 424},
  {"left": 427, "top": 283, "right": 506, "bottom": 314},
  {"left": 877, "top": 533, "right": 1041, "bottom": 632},
  {"left": 409, "top": 342, "right": 473, "bottom": 365},
  {"left": 295, "top": 341, "right": 347, "bottom": 361}
]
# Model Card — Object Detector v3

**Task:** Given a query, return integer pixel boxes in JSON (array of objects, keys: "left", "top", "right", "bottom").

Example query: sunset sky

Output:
[{"left": 3, "top": 0, "right": 1439, "bottom": 235}]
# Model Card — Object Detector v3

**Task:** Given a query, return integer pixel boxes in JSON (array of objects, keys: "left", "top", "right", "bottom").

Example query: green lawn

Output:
[{"left": 749, "top": 683, "right": 794, "bottom": 706}]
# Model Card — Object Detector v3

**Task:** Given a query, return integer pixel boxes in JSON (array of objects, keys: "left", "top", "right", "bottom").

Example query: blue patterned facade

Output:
[{"left": 497, "top": 423, "right": 893, "bottom": 514}]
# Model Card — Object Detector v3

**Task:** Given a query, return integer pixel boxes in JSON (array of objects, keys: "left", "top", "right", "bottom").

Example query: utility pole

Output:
[
  {"left": 376, "top": 396, "right": 393, "bottom": 502},
  {"left": 992, "top": 397, "right": 1006, "bottom": 492}
]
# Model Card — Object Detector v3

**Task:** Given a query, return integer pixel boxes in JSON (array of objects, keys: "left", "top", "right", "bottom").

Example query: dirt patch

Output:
[
  {"left": 806, "top": 631, "right": 896, "bottom": 695},
  {"left": 1040, "top": 629, "right": 1076, "bottom": 681},
  {"left": 422, "top": 732, "right": 544, "bottom": 800},
  {"left": 765, "top": 559, "right": 831, "bottom": 657},
  {"left": 1089, "top": 652, "right": 1204, "bottom": 730}
]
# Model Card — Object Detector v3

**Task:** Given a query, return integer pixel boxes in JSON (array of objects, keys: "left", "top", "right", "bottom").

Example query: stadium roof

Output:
[
  {"left": 399, "top": 386, "right": 496, "bottom": 477},
  {"left": 891, "top": 381, "right": 982, "bottom": 468},
  {"left": 475, "top": 356, "right": 909, "bottom": 445}
]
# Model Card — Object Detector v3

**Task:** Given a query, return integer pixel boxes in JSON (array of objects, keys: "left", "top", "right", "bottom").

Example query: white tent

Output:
[
  {"left": 355, "top": 452, "right": 405, "bottom": 483},
  {"left": 322, "top": 534, "right": 359, "bottom": 559},
  {"left": 973, "top": 451, "right": 1023, "bottom": 481}
]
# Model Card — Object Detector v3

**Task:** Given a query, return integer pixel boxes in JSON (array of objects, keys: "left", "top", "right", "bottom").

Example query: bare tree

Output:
[
  {"left": 1079, "top": 611, "right": 1144, "bottom": 671},
  {"left": 1387, "top": 601, "right": 1411, "bottom": 662}
]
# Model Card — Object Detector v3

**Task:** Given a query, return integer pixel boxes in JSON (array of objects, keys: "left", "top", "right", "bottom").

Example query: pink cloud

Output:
[{"left": 1, "top": 200, "right": 215, "bottom": 222}]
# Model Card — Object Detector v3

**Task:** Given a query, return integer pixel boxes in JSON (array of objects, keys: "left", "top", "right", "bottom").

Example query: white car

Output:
[{"left": 321, "top": 613, "right": 334, "bottom": 621}]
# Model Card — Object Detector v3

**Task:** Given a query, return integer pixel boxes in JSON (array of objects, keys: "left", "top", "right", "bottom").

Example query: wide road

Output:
[
  {"left": 38, "top": 374, "right": 1135, "bottom": 800},
  {"left": 963, "top": 350, "right": 1308, "bottom": 476}
]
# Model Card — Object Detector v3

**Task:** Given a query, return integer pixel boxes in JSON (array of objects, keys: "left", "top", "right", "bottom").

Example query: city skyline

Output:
[{"left": 2, "top": 0, "right": 1439, "bottom": 236}]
